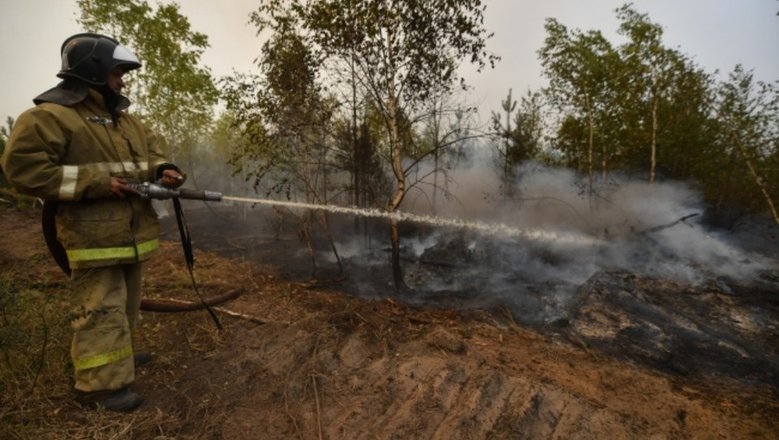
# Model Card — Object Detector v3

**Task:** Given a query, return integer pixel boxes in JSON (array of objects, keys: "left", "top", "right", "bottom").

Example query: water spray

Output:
[
  {"left": 127, "top": 181, "right": 599, "bottom": 246},
  {"left": 221, "top": 195, "right": 600, "bottom": 246}
]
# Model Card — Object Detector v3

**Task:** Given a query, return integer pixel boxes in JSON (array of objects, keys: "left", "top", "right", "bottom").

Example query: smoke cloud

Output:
[
  {"left": 363, "top": 154, "right": 774, "bottom": 323},
  {"left": 177, "top": 145, "right": 774, "bottom": 325}
]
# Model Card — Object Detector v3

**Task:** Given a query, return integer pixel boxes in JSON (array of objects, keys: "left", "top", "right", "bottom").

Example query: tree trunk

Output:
[
  {"left": 732, "top": 134, "right": 779, "bottom": 225},
  {"left": 385, "top": 24, "right": 408, "bottom": 292},
  {"left": 318, "top": 211, "right": 343, "bottom": 276},
  {"left": 302, "top": 210, "right": 317, "bottom": 279},
  {"left": 387, "top": 110, "right": 407, "bottom": 291},
  {"left": 431, "top": 103, "right": 441, "bottom": 215},
  {"left": 650, "top": 96, "right": 658, "bottom": 183},
  {"left": 350, "top": 52, "right": 361, "bottom": 232},
  {"left": 389, "top": 217, "right": 404, "bottom": 289},
  {"left": 585, "top": 93, "right": 594, "bottom": 194}
]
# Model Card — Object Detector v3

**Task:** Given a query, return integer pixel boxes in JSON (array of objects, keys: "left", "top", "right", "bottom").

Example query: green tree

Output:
[
  {"left": 539, "top": 19, "right": 618, "bottom": 192},
  {"left": 650, "top": 58, "right": 716, "bottom": 181},
  {"left": 222, "top": 29, "right": 344, "bottom": 277},
  {"left": 76, "top": 0, "right": 218, "bottom": 159},
  {"left": 715, "top": 65, "right": 779, "bottom": 224},
  {"left": 602, "top": 5, "right": 718, "bottom": 189},
  {"left": 616, "top": 4, "right": 705, "bottom": 183},
  {"left": 249, "top": 0, "right": 497, "bottom": 290},
  {"left": 491, "top": 88, "right": 518, "bottom": 191},
  {"left": 617, "top": 5, "right": 667, "bottom": 182},
  {"left": 553, "top": 115, "right": 588, "bottom": 170},
  {"left": 537, "top": 3, "right": 778, "bottom": 221},
  {"left": 491, "top": 89, "right": 543, "bottom": 196}
]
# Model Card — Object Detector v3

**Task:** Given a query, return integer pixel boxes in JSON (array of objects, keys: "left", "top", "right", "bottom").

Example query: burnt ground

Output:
[{"left": 1, "top": 202, "right": 778, "bottom": 439}]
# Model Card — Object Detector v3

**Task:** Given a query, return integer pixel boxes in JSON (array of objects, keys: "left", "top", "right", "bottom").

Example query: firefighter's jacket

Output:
[{"left": 1, "top": 84, "right": 176, "bottom": 269}]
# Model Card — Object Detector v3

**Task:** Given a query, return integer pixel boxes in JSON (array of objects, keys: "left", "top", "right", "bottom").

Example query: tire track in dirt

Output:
[{"left": 149, "top": 291, "right": 776, "bottom": 440}]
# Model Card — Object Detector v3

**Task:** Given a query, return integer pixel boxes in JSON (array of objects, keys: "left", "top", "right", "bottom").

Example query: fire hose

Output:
[
  {"left": 128, "top": 181, "right": 225, "bottom": 329},
  {"left": 140, "top": 287, "right": 244, "bottom": 312},
  {"left": 42, "top": 181, "right": 231, "bottom": 329}
]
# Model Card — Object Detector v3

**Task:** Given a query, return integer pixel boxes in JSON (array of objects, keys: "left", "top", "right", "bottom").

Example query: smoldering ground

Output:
[
  {"left": 340, "top": 159, "right": 778, "bottom": 386},
  {"left": 173, "top": 146, "right": 775, "bottom": 292},
  {"left": 170, "top": 151, "right": 778, "bottom": 387},
  {"left": 325, "top": 158, "right": 773, "bottom": 323},
  {"left": 177, "top": 150, "right": 775, "bottom": 311}
]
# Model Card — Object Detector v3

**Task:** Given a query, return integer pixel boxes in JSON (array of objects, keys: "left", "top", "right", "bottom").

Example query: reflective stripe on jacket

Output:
[{"left": 2, "top": 88, "right": 173, "bottom": 268}]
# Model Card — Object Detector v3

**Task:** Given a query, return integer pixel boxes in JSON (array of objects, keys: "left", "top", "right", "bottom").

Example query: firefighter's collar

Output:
[
  {"left": 34, "top": 79, "right": 89, "bottom": 106},
  {"left": 33, "top": 80, "right": 132, "bottom": 113}
]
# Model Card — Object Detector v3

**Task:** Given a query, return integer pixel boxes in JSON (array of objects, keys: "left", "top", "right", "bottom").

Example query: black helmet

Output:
[{"left": 57, "top": 33, "right": 141, "bottom": 85}]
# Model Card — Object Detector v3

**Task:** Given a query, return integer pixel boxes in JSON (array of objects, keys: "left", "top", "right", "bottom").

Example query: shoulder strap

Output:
[
  {"left": 173, "top": 197, "right": 223, "bottom": 330},
  {"left": 41, "top": 200, "right": 71, "bottom": 276}
]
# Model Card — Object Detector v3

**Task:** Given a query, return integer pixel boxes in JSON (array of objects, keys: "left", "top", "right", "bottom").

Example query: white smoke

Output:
[
  {"left": 398, "top": 157, "right": 769, "bottom": 288},
  {"left": 178, "top": 143, "right": 774, "bottom": 325}
]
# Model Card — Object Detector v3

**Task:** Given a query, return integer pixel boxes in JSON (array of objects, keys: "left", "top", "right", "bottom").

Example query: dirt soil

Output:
[{"left": 1, "top": 205, "right": 778, "bottom": 439}]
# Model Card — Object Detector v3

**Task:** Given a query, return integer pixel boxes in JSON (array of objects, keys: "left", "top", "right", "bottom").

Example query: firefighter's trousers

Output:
[{"left": 69, "top": 263, "right": 142, "bottom": 392}]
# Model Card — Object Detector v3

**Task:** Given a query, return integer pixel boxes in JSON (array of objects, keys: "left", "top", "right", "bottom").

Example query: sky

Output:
[{"left": 0, "top": 0, "right": 777, "bottom": 124}]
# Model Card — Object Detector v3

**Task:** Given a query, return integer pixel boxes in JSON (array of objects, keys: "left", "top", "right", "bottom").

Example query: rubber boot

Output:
[{"left": 76, "top": 387, "right": 144, "bottom": 412}]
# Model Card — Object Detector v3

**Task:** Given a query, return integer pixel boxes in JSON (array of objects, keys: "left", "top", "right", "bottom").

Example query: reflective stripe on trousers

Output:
[{"left": 73, "top": 345, "right": 133, "bottom": 371}]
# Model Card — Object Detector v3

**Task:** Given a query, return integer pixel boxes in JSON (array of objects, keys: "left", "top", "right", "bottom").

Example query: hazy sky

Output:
[{"left": 1, "top": 0, "right": 777, "bottom": 124}]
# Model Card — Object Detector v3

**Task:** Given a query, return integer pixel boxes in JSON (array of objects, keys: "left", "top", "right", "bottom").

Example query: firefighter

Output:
[{"left": 1, "top": 33, "right": 184, "bottom": 412}]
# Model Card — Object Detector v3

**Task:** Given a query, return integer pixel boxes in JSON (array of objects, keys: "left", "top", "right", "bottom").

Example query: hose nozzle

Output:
[{"left": 128, "top": 182, "right": 223, "bottom": 201}]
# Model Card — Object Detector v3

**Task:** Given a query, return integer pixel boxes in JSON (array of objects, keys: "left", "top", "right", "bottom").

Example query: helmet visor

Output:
[{"left": 112, "top": 44, "right": 141, "bottom": 72}]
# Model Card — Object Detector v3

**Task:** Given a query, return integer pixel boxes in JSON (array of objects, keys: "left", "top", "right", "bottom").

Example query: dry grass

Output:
[{"left": 0, "top": 235, "right": 244, "bottom": 439}]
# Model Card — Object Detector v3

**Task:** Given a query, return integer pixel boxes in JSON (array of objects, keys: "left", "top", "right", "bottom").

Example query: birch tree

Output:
[
  {"left": 221, "top": 29, "right": 346, "bottom": 277},
  {"left": 617, "top": 5, "right": 678, "bottom": 183},
  {"left": 716, "top": 65, "right": 779, "bottom": 224},
  {"left": 539, "top": 19, "right": 617, "bottom": 192},
  {"left": 251, "top": 0, "right": 497, "bottom": 290}
]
